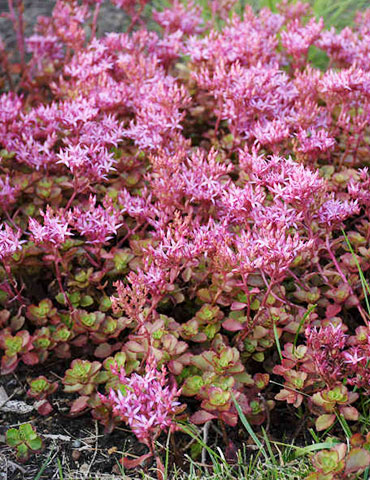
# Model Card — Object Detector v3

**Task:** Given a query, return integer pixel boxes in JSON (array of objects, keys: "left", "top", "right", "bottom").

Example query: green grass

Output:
[
  {"left": 111, "top": 447, "right": 312, "bottom": 480},
  {"left": 243, "top": 0, "right": 369, "bottom": 28},
  {"left": 342, "top": 229, "right": 370, "bottom": 317}
]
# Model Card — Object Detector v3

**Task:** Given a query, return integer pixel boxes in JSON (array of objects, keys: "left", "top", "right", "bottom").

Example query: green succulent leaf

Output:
[
  {"left": 19, "top": 423, "right": 36, "bottom": 440},
  {"left": 6, "top": 428, "right": 21, "bottom": 447},
  {"left": 316, "top": 414, "right": 336, "bottom": 431},
  {"left": 27, "top": 437, "right": 43, "bottom": 451},
  {"left": 16, "top": 443, "right": 30, "bottom": 462}
]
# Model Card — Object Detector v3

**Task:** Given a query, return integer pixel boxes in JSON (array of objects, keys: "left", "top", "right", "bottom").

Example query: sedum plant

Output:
[
  {"left": 0, "top": 0, "right": 370, "bottom": 475},
  {"left": 6, "top": 424, "right": 43, "bottom": 462},
  {"left": 306, "top": 439, "right": 370, "bottom": 480},
  {"left": 100, "top": 355, "right": 183, "bottom": 472},
  {"left": 27, "top": 375, "right": 58, "bottom": 415},
  {"left": 63, "top": 359, "right": 102, "bottom": 395}
]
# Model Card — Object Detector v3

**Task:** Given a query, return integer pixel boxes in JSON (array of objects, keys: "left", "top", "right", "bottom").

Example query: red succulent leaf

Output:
[
  {"left": 22, "top": 352, "right": 39, "bottom": 365},
  {"left": 37, "top": 400, "right": 53, "bottom": 416},
  {"left": 94, "top": 343, "right": 113, "bottom": 358},
  {"left": 220, "top": 411, "right": 238, "bottom": 426},
  {"left": 190, "top": 410, "right": 217, "bottom": 424},
  {"left": 70, "top": 395, "right": 90, "bottom": 414},
  {"left": 1, "top": 355, "right": 19, "bottom": 375},
  {"left": 326, "top": 303, "right": 342, "bottom": 318},
  {"left": 120, "top": 452, "right": 153, "bottom": 469},
  {"left": 344, "top": 448, "right": 370, "bottom": 475},
  {"left": 340, "top": 406, "right": 359, "bottom": 421},
  {"left": 222, "top": 318, "right": 244, "bottom": 331}
]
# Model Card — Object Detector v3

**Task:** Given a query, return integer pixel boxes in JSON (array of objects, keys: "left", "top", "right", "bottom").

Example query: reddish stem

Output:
[
  {"left": 214, "top": 98, "right": 223, "bottom": 138},
  {"left": 7, "top": 0, "right": 25, "bottom": 74},
  {"left": 90, "top": 3, "right": 101, "bottom": 40},
  {"left": 83, "top": 247, "right": 102, "bottom": 269},
  {"left": 3, "top": 262, "right": 26, "bottom": 305},
  {"left": 53, "top": 251, "right": 75, "bottom": 315},
  {"left": 325, "top": 233, "right": 369, "bottom": 324},
  {"left": 127, "top": 3, "right": 145, "bottom": 34}
]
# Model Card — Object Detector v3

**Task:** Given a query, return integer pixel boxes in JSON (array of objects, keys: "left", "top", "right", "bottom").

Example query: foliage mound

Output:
[{"left": 1, "top": 0, "right": 370, "bottom": 477}]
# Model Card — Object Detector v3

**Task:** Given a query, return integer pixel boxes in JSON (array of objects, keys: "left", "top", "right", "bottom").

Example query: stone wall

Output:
[{"left": 0, "top": 1, "right": 133, "bottom": 52}]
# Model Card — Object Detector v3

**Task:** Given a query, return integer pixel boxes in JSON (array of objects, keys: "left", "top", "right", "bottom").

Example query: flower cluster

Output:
[
  {"left": 29, "top": 207, "right": 72, "bottom": 248},
  {"left": 100, "top": 356, "right": 181, "bottom": 445},
  {"left": 0, "top": 225, "right": 22, "bottom": 262}
]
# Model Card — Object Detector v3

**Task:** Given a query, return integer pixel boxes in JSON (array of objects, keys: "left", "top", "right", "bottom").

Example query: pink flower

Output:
[
  {"left": 118, "top": 188, "right": 154, "bottom": 222},
  {"left": 123, "top": 78, "right": 190, "bottom": 152},
  {"left": 240, "top": 151, "right": 326, "bottom": 211},
  {"left": 343, "top": 348, "right": 366, "bottom": 365},
  {"left": 0, "top": 176, "right": 19, "bottom": 211},
  {"left": 69, "top": 196, "right": 121, "bottom": 244},
  {"left": 26, "top": 34, "right": 64, "bottom": 72},
  {"left": 281, "top": 18, "right": 324, "bottom": 60},
  {"left": 319, "top": 66, "right": 370, "bottom": 100},
  {"left": 194, "top": 61, "right": 298, "bottom": 138},
  {"left": 253, "top": 119, "right": 290, "bottom": 148},
  {"left": 0, "top": 92, "right": 23, "bottom": 123},
  {"left": 180, "top": 148, "right": 233, "bottom": 205},
  {"left": 52, "top": 0, "right": 88, "bottom": 49},
  {"left": 0, "top": 224, "right": 22, "bottom": 262},
  {"left": 185, "top": 8, "right": 282, "bottom": 66},
  {"left": 277, "top": 1, "right": 311, "bottom": 21},
  {"left": 100, "top": 356, "right": 181, "bottom": 445},
  {"left": 251, "top": 226, "right": 312, "bottom": 277},
  {"left": 296, "top": 128, "right": 336, "bottom": 157},
  {"left": 317, "top": 198, "right": 360, "bottom": 226},
  {"left": 59, "top": 98, "right": 99, "bottom": 128},
  {"left": 316, "top": 27, "right": 357, "bottom": 67},
  {"left": 348, "top": 168, "right": 370, "bottom": 207},
  {"left": 306, "top": 323, "right": 348, "bottom": 382},
  {"left": 7, "top": 134, "right": 58, "bottom": 170},
  {"left": 29, "top": 207, "right": 72, "bottom": 248},
  {"left": 111, "top": 0, "right": 149, "bottom": 12},
  {"left": 57, "top": 143, "right": 116, "bottom": 181},
  {"left": 219, "top": 183, "right": 255, "bottom": 225},
  {"left": 153, "top": 0, "right": 204, "bottom": 35}
]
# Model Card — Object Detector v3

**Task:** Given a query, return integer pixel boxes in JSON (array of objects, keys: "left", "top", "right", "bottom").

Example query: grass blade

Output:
[
  {"left": 57, "top": 457, "right": 64, "bottom": 480},
  {"left": 335, "top": 411, "right": 352, "bottom": 439},
  {"left": 292, "top": 440, "right": 341, "bottom": 458},
  {"left": 293, "top": 304, "right": 317, "bottom": 353},
  {"left": 273, "top": 321, "right": 282, "bottom": 362},
  {"left": 34, "top": 446, "right": 55, "bottom": 480},
  {"left": 178, "top": 422, "right": 225, "bottom": 465},
  {"left": 261, "top": 426, "right": 278, "bottom": 465},
  {"left": 342, "top": 229, "right": 370, "bottom": 316},
  {"left": 231, "top": 393, "right": 269, "bottom": 461}
]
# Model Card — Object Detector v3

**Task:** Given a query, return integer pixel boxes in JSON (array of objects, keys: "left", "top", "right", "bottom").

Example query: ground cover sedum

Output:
[{"left": 1, "top": 0, "right": 370, "bottom": 478}]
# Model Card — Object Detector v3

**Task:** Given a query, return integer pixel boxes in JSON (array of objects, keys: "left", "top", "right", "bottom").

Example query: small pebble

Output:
[
  {"left": 72, "top": 450, "right": 81, "bottom": 461},
  {"left": 72, "top": 439, "right": 82, "bottom": 448},
  {"left": 79, "top": 463, "right": 89, "bottom": 475}
]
